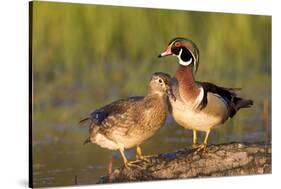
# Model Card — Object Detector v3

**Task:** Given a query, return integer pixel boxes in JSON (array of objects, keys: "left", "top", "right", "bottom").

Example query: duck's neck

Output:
[
  {"left": 147, "top": 90, "right": 165, "bottom": 100},
  {"left": 175, "top": 65, "right": 200, "bottom": 100},
  {"left": 145, "top": 92, "right": 167, "bottom": 113}
]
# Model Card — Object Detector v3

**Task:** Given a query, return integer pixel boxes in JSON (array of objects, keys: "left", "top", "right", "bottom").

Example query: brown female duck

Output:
[
  {"left": 158, "top": 37, "right": 253, "bottom": 149},
  {"left": 80, "top": 72, "right": 172, "bottom": 168}
]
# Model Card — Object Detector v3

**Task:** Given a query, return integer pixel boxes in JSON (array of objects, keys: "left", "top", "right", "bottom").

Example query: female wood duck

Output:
[
  {"left": 158, "top": 37, "right": 253, "bottom": 149},
  {"left": 80, "top": 72, "right": 173, "bottom": 168}
]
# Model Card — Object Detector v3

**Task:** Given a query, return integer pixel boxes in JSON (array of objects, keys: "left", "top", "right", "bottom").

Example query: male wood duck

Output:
[
  {"left": 80, "top": 72, "right": 173, "bottom": 168},
  {"left": 158, "top": 37, "right": 253, "bottom": 149}
]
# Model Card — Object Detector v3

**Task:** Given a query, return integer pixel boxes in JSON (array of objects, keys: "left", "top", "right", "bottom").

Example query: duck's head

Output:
[
  {"left": 149, "top": 72, "right": 176, "bottom": 100},
  {"left": 158, "top": 37, "right": 199, "bottom": 73}
]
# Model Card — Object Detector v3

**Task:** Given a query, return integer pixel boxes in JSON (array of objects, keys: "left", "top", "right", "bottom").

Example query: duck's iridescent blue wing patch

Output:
[{"left": 90, "top": 111, "right": 108, "bottom": 125}]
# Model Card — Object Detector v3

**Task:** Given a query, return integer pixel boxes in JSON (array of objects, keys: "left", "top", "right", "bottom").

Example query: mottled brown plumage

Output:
[{"left": 80, "top": 72, "right": 172, "bottom": 168}]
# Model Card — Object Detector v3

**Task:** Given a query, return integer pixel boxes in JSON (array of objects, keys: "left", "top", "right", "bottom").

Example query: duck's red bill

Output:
[{"left": 158, "top": 47, "right": 172, "bottom": 58}]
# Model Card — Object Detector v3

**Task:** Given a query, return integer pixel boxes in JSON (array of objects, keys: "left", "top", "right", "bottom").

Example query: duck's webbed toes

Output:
[
  {"left": 137, "top": 154, "right": 156, "bottom": 162},
  {"left": 124, "top": 161, "right": 145, "bottom": 169},
  {"left": 194, "top": 143, "right": 208, "bottom": 153},
  {"left": 192, "top": 143, "right": 200, "bottom": 149}
]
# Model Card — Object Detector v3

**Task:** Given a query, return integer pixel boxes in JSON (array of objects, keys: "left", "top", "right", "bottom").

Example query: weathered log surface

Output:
[{"left": 98, "top": 142, "right": 271, "bottom": 184}]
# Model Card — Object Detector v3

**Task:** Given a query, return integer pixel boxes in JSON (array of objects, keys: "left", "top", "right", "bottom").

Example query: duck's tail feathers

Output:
[
  {"left": 79, "top": 117, "right": 93, "bottom": 145},
  {"left": 229, "top": 98, "right": 254, "bottom": 118},
  {"left": 235, "top": 98, "right": 254, "bottom": 109},
  {"left": 223, "top": 87, "right": 242, "bottom": 91},
  {"left": 83, "top": 137, "right": 91, "bottom": 145},
  {"left": 79, "top": 117, "right": 90, "bottom": 125}
]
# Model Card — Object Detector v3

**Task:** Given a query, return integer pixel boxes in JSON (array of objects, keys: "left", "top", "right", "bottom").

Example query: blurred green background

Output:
[{"left": 31, "top": 1, "right": 271, "bottom": 187}]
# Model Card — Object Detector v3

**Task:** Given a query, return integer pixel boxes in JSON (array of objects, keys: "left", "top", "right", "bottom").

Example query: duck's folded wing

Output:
[
  {"left": 199, "top": 81, "right": 240, "bottom": 92},
  {"left": 81, "top": 96, "right": 144, "bottom": 127},
  {"left": 196, "top": 81, "right": 239, "bottom": 110},
  {"left": 197, "top": 81, "right": 253, "bottom": 117}
]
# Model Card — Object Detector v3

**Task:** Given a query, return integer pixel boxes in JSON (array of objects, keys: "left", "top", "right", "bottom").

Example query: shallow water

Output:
[
  {"left": 31, "top": 58, "right": 271, "bottom": 187},
  {"left": 32, "top": 97, "right": 271, "bottom": 187}
]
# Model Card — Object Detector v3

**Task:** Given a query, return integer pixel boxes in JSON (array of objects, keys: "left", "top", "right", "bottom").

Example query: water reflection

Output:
[{"left": 32, "top": 105, "right": 271, "bottom": 187}]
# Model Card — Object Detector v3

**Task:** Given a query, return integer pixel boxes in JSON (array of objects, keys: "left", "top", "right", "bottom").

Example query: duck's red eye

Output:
[{"left": 175, "top": 41, "right": 181, "bottom": 47}]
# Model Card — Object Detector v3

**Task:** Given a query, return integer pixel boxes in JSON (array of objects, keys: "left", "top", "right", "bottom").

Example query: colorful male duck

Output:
[
  {"left": 158, "top": 37, "right": 253, "bottom": 149},
  {"left": 80, "top": 72, "right": 173, "bottom": 168}
]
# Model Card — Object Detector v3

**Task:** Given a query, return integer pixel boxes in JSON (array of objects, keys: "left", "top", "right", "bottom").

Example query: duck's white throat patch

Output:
[{"left": 177, "top": 49, "right": 192, "bottom": 66}]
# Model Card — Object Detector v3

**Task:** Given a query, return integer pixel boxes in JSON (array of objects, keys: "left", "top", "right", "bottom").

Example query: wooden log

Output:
[
  {"left": 97, "top": 142, "right": 271, "bottom": 184},
  {"left": 262, "top": 98, "right": 270, "bottom": 144}
]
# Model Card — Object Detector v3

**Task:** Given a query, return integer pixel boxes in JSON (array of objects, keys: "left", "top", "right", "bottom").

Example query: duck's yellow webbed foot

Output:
[
  {"left": 119, "top": 147, "right": 146, "bottom": 169},
  {"left": 192, "top": 144, "right": 201, "bottom": 149},
  {"left": 137, "top": 154, "right": 156, "bottom": 162},
  {"left": 195, "top": 143, "right": 207, "bottom": 152},
  {"left": 135, "top": 146, "right": 156, "bottom": 162},
  {"left": 124, "top": 161, "right": 144, "bottom": 169},
  {"left": 194, "top": 130, "right": 210, "bottom": 152}
]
